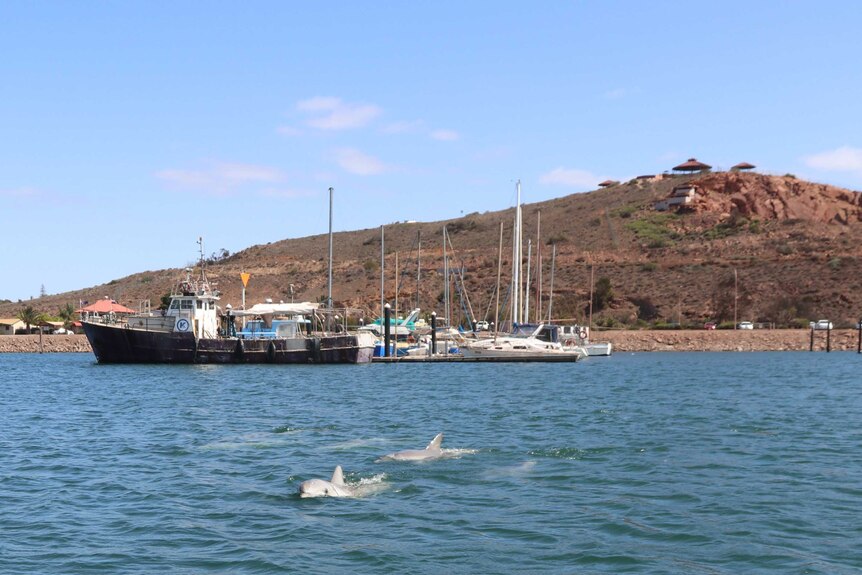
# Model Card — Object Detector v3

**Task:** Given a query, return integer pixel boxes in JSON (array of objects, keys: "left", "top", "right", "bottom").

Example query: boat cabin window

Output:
[
  {"left": 197, "top": 301, "right": 203, "bottom": 310},
  {"left": 169, "top": 300, "right": 181, "bottom": 310},
  {"left": 181, "top": 300, "right": 194, "bottom": 310}
]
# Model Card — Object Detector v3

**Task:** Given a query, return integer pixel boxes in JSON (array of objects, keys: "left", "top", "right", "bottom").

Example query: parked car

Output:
[
  {"left": 703, "top": 322, "right": 717, "bottom": 330},
  {"left": 738, "top": 321, "right": 754, "bottom": 330},
  {"left": 809, "top": 319, "right": 833, "bottom": 330}
]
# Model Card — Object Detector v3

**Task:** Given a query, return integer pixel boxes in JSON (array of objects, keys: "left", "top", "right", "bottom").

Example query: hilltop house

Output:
[{"left": 655, "top": 183, "right": 698, "bottom": 211}]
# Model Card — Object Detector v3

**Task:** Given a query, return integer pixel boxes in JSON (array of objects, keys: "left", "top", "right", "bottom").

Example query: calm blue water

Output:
[{"left": 2, "top": 352, "right": 861, "bottom": 574}]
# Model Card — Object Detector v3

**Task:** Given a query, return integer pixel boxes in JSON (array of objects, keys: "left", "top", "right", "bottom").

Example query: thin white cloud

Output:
[
  {"left": 277, "top": 125, "right": 302, "bottom": 136},
  {"left": 0, "top": 186, "right": 39, "bottom": 198},
  {"left": 297, "top": 96, "right": 381, "bottom": 130},
  {"left": 803, "top": 146, "right": 862, "bottom": 172},
  {"left": 156, "top": 162, "right": 285, "bottom": 196},
  {"left": 604, "top": 88, "right": 626, "bottom": 100},
  {"left": 258, "top": 187, "right": 317, "bottom": 199},
  {"left": 431, "top": 129, "right": 460, "bottom": 141},
  {"left": 539, "top": 167, "right": 602, "bottom": 189},
  {"left": 334, "top": 148, "right": 387, "bottom": 175},
  {"left": 383, "top": 119, "right": 425, "bottom": 134}
]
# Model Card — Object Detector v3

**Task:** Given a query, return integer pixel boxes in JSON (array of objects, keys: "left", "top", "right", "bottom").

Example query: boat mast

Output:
[
  {"left": 327, "top": 187, "right": 333, "bottom": 311},
  {"left": 524, "top": 238, "right": 532, "bottom": 323},
  {"left": 443, "top": 225, "right": 450, "bottom": 327},
  {"left": 511, "top": 180, "right": 522, "bottom": 326},
  {"left": 547, "top": 243, "right": 556, "bottom": 323},
  {"left": 394, "top": 251, "right": 399, "bottom": 331},
  {"left": 416, "top": 230, "right": 421, "bottom": 311},
  {"left": 494, "top": 221, "right": 503, "bottom": 339},
  {"left": 535, "top": 211, "right": 542, "bottom": 321},
  {"left": 380, "top": 224, "right": 385, "bottom": 316}
]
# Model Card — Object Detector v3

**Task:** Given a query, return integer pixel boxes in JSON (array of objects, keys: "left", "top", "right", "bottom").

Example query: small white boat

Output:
[
  {"left": 461, "top": 324, "right": 587, "bottom": 362},
  {"left": 559, "top": 325, "right": 613, "bottom": 356}
]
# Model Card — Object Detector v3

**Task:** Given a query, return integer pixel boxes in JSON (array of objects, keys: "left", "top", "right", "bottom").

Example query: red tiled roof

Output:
[
  {"left": 673, "top": 158, "right": 711, "bottom": 171},
  {"left": 76, "top": 299, "right": 136, "bottom": 314},
  {"left": 731, "top": 162, "right": 756, "bottom": 170}
]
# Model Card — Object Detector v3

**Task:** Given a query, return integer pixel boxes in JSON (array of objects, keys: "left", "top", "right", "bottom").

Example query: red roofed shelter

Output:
[
  {"left": 672, "top": 158, "right": 711, "bottom": 173},
  {"left": 76, "top": 298, "right": 137, "bottom": 315},
  {"left": 731, "top": 162, "right": 756, "bottom": 171}
]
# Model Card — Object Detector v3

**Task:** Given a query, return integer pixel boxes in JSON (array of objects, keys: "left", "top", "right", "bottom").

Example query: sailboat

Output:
[{"left": 462, "top": 181, "right": 586, "bottom": 362}]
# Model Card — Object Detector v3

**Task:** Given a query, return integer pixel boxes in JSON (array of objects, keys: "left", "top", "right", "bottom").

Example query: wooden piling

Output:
[
  {"left": 431, "top": 312, "right": 437, "bottom": 356},
  {"left": 384, "top": 303, "right": 391, "bottom": 358}
]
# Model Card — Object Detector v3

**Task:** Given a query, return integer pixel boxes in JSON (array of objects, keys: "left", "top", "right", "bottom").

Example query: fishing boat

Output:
[
  {"left": 461, "top": 323, "right": 586, "bottom": 362},
  {"left": 82, "top": 267, "right": 374, "bottom": 364}
]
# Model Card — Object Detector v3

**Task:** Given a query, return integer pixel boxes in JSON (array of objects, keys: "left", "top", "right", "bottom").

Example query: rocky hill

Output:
[{"left": 5, "top": 171, "right": 862, "bottom": 328}]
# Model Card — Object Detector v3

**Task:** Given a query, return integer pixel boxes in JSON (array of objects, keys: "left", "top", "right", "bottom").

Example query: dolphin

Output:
[
  {"left": 298, "top": 465, "right": 355, "bottom": 498},
  {"left": 377, "top": 433, "right": 444, "bottom": 462}
]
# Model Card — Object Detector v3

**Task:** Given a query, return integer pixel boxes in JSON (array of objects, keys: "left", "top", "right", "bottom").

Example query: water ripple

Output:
[{"left": 2, "top": 352, "right": 862, "bottom": 573}]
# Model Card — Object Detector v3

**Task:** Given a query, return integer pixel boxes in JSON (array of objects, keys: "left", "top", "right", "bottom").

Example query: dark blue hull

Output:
[{"left": 82, "top": 322, "right": 373, "bottom": 364}]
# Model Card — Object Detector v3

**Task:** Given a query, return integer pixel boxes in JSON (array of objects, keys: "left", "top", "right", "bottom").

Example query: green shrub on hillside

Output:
[
  {"left": 625, "top": 213, "right": 678, "bottom": 248},
  {"left": 611, "top": 204, "right": 639, "bottom": 219}
]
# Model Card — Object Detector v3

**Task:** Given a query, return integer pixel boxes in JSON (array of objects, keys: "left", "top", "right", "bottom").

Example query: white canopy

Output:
[{"left": 229, "top": 301, "right": 320, "bottom": 317}]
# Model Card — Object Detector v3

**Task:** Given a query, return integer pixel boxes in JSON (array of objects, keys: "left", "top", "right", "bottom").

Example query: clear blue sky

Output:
[{"left": 2, "top": 1, "right": 861, "bottom": 302}]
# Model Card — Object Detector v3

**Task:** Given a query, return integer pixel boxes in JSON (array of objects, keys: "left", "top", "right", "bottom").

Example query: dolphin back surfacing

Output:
[
  {"left": 378, "top": 433, "right": 444, "bottom": 462},
  {"left": 298, "top": 465, "right": 355, "bottom": 498}
]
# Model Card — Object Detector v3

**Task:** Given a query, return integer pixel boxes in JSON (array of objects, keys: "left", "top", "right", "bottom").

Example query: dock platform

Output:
[{"left": 371, "top": 354, "right": 581, "bottom": 363}]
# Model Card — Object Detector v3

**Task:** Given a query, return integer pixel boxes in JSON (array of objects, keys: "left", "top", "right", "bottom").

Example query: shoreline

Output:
[{"left": 2, "top": 330, "right": 860, "bottom": 354}]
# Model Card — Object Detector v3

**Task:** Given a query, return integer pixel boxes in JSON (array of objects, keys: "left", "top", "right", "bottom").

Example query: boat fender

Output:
[
  {"left": 235, "top": 338, "right": 244, "bottom": 357},
  {"left": 579, "top": 327, "right": 588, "bottom": 339},
  {"left": 266, "top": 340, "right": 276, "bottom": 363}
]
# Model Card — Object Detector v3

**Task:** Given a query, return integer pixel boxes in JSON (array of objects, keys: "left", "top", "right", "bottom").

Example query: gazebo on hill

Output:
[
  {"left": 672, "top": 158, "right": 711, "bottom": 173},
  {"left": 731, "top": 162, "right": 756, "bottom": 171},
  {"left": 598, "top": 179, "right": 619, "bottom": 188}
]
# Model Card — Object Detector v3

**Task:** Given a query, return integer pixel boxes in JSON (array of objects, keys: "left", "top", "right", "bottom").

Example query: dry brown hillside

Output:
[{"left": 5, "top": 171, "right": 862, "bottom": 328}]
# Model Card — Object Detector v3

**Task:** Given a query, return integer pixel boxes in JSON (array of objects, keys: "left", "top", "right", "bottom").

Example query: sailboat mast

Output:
[
  {"left": 416, "top": 230, "right": 421, "bottom": 311},
  {"left": 494, "top": 221, "right": 503, "bottom": 339},
  {"left": 380, "top": 225, "right": 385, "bottom": 316},
  {"left": 547, "top": 243, "right": 556, "bottom": 323},
  {"left": 535, "top": 211, "right": 542, "bottom": 321},
  {"left": 524, "top": 238, "right": 532, "bottom": 323},
  {"left": 443, "top": 226, "right": 452, "bottom": 325},
  {"left": 327, "top": 187, "right": 333, "bottom": 311},
  {"left": 394, "top": 251, "right": 399, "bottom": 332},
  {"left": 511, "top": 180, "right": 523, "bottom": 325}
]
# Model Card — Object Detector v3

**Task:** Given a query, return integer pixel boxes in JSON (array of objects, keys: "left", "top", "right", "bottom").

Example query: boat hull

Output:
[
  {"left": 460, "top": 346, "right": 583, "bottom": 362},
  {"left": 82, "top": 322, "right": 374, "bottom": 364}
]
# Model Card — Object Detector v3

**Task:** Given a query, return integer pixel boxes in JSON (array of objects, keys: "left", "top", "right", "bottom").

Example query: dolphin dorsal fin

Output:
[
  {"left": 426, "top": 433, "right": 444, "bottom": 450},
  {"left": 331, "top": 465, "right": 345, "bottom": 485}
]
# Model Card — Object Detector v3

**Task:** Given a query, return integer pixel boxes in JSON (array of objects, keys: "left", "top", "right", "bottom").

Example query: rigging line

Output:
[
  {"left": 394, "top": 230, "right": 422, "bottom": 300},
  {"left": 444, "top": 232, "right": 477, "bottom": 325}
]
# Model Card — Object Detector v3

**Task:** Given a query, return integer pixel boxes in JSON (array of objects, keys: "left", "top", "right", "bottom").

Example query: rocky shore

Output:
[
  {"left": 0, "top": 334, "right": 93, "bottom": 353},
  {"left": 599, "top": 329, "right": 862, "bottom": 352},
  {"left": 2, "top": 330, "right": 861, "bottom": 354}
]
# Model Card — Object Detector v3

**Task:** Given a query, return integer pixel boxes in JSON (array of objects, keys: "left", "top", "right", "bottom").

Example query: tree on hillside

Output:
[
  {"left": 16, "top": 305, "right": 44, "bottom": 334},
  {"left": 711, "top": 270, "right": 751, "bottom": 322},
  {"left": 592, "top": 277, "right": 614, "bottom": 312},
  {"left": 156, "top": 293, "right": 175, "bottom": 311},
  {"left": 57, "top": 303, "right": 76, "bottom": 329}
]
